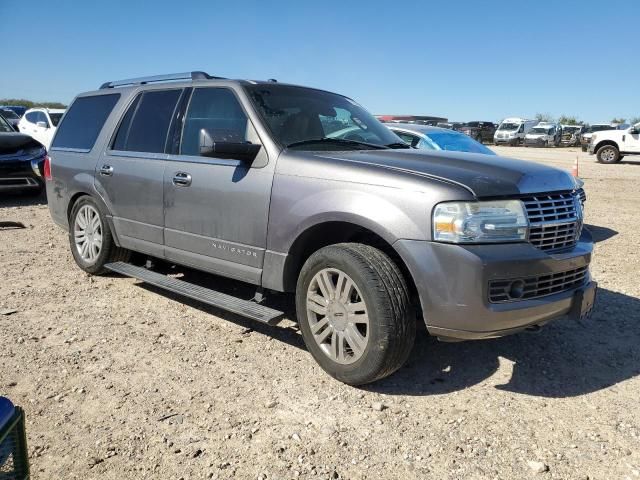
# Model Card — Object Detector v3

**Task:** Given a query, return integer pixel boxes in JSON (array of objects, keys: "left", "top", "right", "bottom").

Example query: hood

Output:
[
  {"left": 311, "top": 149, "right": 577, "bottom": 198},
  {"left": 0, "top": 132, "right": 45, "bottom": 159}
]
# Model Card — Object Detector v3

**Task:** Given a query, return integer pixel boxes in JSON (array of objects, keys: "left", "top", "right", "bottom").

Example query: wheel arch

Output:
[
  {"left": 67, "top": 191, "right": 121, "bottom": 246},
  {"left": 277, "top": 220, "right": 420, "bottom": 312},
  {"left": 594, "top": 139, "right": 619, "bottom": 153}
]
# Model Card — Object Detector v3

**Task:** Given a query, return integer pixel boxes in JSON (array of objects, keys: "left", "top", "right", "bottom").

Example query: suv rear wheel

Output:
[
  {"left": 596, "top": 144, "right": 620, "bottom": 163},
  {"left": 296, "top": 243, "right": 415, "bottom": 385},
  {"left": 69, "top": 196, "right": 130, "bottom": 274}
]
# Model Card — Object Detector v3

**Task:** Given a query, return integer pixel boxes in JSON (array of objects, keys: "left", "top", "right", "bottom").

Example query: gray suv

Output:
[{"left": 46, "top": 71, "right": 596, "bottom": 385}]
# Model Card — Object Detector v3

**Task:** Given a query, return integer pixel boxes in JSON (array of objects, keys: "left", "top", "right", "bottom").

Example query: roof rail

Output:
[{"left": 99, "top": 71, "right": 225, "bottom": 89}]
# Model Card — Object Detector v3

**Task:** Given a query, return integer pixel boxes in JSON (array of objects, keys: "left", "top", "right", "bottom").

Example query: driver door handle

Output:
[{"left": 172, "top": 172, "right": 192, "bottom": 187}]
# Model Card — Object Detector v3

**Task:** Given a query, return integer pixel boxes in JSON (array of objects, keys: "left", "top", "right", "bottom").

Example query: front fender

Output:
[{"left": 267, "top": 175, "right": 430, "bottom": 253}]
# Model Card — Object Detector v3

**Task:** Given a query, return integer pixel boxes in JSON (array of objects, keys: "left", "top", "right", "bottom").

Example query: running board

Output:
[{"left": 104, "top": 262, "right": 284, "bottom": 325}]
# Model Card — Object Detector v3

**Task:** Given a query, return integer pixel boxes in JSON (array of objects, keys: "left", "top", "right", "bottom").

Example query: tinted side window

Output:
[
  {"left": 122, "top": 89, "right": 182, "bottom": 153},
  {"left": 37, "top": 111, "right": 49, "bottom": 126},
  {"left": 25, "top": 112, "right": 38, "bottom": 123},
  {"left": 51, "top": 94, "right": 120, "bottom": 150},
  {"left": 180, "top": 88, "right": 248, "bottom": 156},
  {"left": 112, "top": 94, "right": 141, "bottom": 151}
]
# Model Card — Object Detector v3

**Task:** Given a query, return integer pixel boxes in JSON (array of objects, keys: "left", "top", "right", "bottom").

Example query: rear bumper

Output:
[
  {"left": 394, "top": 229, "right": 594, "bottom": 340},
  {"left": 0, "top": 175, "right": 43, "bottom": 192}
]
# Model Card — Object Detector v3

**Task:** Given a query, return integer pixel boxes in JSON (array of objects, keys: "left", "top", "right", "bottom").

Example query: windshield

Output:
[
  {"left": 588, "top": 125, "right": 614, "bottom": 133},
  {"left": 498, "top": 122, "right": 520, "bottom": 131},
  {"left": 0, "top": 109, "right": 19, "bottom": 120},
  {"left": 0, "top": 114, "right": 13, "bottom": 132},
  {"left": 244, "top": 84, "right": 401, "bottom": 150},
  {"left": 529, "top": 127, "right": 550, "bottom": 134},
  {"left": 422, "top": 130, "right": 495, "bottom": 155},
  {"left": 49, "top": 113, "right": 63, "bottom": 127}
]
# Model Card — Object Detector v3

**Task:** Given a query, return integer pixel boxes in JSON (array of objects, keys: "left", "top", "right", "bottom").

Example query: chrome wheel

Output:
[
  {"left": 600, "top": 147, "right": 616, "bottom": 162},
  {"left": 74, "top": 205, "right": 103, "bottom": 262},
  {"left": 306, "top": 268, "right": 369, "bottom": 365}
]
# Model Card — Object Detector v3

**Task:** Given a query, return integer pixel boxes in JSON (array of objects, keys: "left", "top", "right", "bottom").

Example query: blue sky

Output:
[{"left": 1, "top": 0, "right": 637, "bottom": 123}]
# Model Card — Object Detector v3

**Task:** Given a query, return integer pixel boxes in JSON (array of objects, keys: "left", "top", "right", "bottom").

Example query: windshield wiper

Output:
[
  {"left": 385, "top": 142, "right": 412, "bottom": 149},
  {"left": 286, "top": 138, "right": 389, "bottom": 150}
]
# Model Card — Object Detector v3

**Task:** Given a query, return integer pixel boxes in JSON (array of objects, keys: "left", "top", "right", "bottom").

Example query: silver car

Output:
[{"left": 45, "top": 72, "right": 596, "bottom": 385}]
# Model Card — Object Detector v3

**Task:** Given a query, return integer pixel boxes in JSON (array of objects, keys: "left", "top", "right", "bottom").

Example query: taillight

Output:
[{"left": 44, "top": 155, "right": 52, "bottom": 181}]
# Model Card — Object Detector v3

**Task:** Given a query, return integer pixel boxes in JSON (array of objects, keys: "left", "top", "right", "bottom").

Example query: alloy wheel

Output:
[
  {"left": 74, "top": 205, "right": 103, "bottom": 262},
  {"left": 306, "top": 268, "right": 369, "bottom": 365}
]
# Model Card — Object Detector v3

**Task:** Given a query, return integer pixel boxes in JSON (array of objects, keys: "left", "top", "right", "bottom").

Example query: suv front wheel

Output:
[
  {"left": 69, "top": 196, "right": 130, "bottom": 274},
  {"left": 596, "top": 144, "right": 620, "bottom": 163},
  {"left": 296, "top": 243, "right": 415, "bottom": 385}
]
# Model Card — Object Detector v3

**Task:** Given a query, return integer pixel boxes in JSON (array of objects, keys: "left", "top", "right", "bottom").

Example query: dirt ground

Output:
[{"left": 1, "top": 146, "right": 639, "bottom": 480}]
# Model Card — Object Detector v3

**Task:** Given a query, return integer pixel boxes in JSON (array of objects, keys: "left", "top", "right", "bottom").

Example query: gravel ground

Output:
[{"left": 1, "top": 146, "right": 639, "bottom": 480}]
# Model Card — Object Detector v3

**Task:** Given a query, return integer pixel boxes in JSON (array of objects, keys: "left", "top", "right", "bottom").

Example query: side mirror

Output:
[
  {"left": 631, "top": 128, "right": 640, "bottom": 135},
  {"left": 198, "top": 129, "right": 261, "bottom": 162},
  {"left": 36, "top": 121, "right": 48, "bottom": 129}
]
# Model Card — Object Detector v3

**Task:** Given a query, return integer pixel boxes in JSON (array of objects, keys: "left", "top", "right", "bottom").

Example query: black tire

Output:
[
  {"left": 296, "top": 243, "right": 415, "bottom": 385},
  {"left": 596, "top": 144, "right": 620, "bottom": 164},
  {"left": 68, "top": 196, "right": 130, "bottom": 274}
]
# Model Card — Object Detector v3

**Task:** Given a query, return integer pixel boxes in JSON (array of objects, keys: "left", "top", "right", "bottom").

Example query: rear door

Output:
[
  {"left": 21, "top": 111, "right": 40, "bottom": 140},
  {"left": 96, "top": 88, "right": 184, "bottom": 258},
  {"left": 162, "top": 86, "right": 274, "bottom": 285}
]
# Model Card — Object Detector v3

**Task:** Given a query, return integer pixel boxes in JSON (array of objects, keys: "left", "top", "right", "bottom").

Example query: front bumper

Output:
[
  {"left": 524, "top": 138, "right": 547, "bottom": 147},
  {"left": 394, "top": 229, "right": 594, "bottom": 340},
  {"left": 588, "top": 143, "right": 596, "bottom": 154},
  {"left": 494, "top": 137, "right": 518, "bottom": 145}
]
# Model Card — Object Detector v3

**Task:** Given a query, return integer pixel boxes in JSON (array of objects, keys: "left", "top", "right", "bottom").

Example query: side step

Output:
[{"left": 104, "top": 262, "right": 284, "bottom": 325}]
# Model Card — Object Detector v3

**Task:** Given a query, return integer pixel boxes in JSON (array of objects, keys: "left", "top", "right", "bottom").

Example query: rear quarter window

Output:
[{"left": 51, "top": 94, "right": 120, "bottom": 151}]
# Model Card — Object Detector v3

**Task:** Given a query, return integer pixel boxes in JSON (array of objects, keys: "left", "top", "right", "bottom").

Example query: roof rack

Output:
[{"left": 99, "top": 71, "right": 225, "bottom": 89}]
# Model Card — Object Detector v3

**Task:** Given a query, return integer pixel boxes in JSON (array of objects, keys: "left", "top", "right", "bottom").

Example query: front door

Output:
[
  {"left": 622, "top": 126, "right": 640, "bottom": 153},
  {"left": 162, "top": 87, "right": 274, "bottom": 285},
  {"left": 95, "top": 88, "right": 184, "bottom": 258}
]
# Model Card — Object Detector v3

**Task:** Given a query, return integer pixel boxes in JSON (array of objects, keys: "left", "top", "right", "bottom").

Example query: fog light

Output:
[{"left": 508, "top": 280, "right": 525, "bottom": 299}]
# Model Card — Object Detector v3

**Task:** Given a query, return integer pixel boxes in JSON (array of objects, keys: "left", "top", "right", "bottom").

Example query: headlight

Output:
[{"left": 433, "top": 200, "right": 528, "bottom": 243}]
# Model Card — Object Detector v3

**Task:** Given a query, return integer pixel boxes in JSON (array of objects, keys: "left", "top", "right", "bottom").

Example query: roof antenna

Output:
[{"left": 267, "top": 78, "right": 278, "bottom": 83}]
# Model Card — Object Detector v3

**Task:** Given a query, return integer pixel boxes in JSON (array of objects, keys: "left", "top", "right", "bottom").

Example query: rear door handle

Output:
[
  {"left": 172, "top": 172, "right": 192, "bottom": 187},
  {"left": 99, "top": 164, "right": 114, "bottom": 176}
]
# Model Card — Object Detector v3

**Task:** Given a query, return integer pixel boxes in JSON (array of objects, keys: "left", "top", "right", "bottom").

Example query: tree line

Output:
[
  {"left": 535, "top": 113, "right": 640, "bottom": 126},
  {"left": 0, "top": 98, "right": 67, "bottom": 109}
]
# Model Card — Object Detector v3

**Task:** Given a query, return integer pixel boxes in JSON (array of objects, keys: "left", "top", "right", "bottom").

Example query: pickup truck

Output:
[
  {"left": 589, "top": 123, "right": 640, "bottom": 163},
  {"left": 45, "top": 71, "right": 596, "bottom": 385}
]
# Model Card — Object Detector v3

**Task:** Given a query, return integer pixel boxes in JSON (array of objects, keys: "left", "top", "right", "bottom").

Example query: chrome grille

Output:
[
  {"left": 522, "top": 191, "right": 582, "bottom": 252},
  {"left": 489, "top": 266, "right": 588, "bottom": 303}
]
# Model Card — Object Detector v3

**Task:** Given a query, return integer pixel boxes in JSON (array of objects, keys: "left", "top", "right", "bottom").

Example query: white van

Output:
[
  {"left": 524, "top": 122, "right": 561, "bottom": 147},
  {"left": 494, "top": 118, "right": 537, "bottom": 146}
]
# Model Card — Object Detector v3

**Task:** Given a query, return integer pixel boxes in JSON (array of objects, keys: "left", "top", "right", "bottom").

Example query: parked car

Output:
[
  {"left": 0, "top": 105, "right": 27, "bottom": 117},
  {"left": 580, "top": 123, "right": 615, "bottom": 152},
  {"left": 560, "top": 125, "right": 585, "bottom": 147},
  {"left": 46, "top": 71, "right": 595, "bottom": 385},
  {"left": 458, "top": 121, "right": 497, "bottom": 143},
  {"left": 388, "top": 124, "right": 496, "bottom": 155},
  {"left": 494, "top": 118, "right": 538, "bottom": 145},
  {"left": 0, "top": 108, "right": 21, "bottom": 130},
  {"left": 524, "top": 122, "right": 561, "bottom": 147},
  {"left": 18, "top": 108, "right": 65, "bottom": 149},
  {"left": 588, "top": 122, "right": 640, "bottom": 163},
  {"left": 0, "top": 113, "right": 46, "bottom": 195},
  {"left": 435, "top": 122, "right": 464, "bottom": 130}
]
